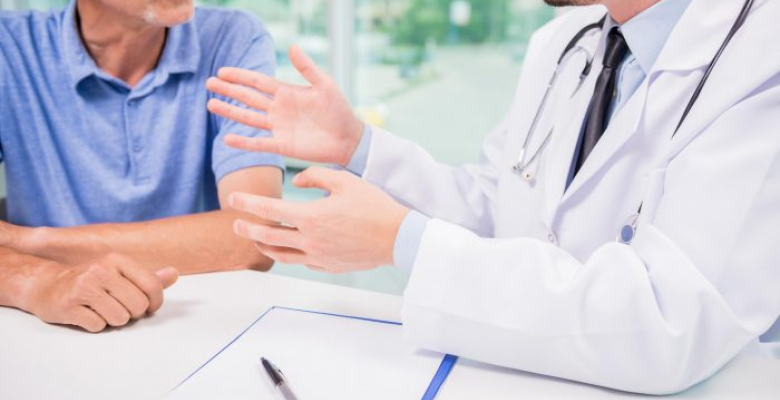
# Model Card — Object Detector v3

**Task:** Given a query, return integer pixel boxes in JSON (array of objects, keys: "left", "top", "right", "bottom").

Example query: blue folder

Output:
[{"left": 173, "top": 306, "right": 458, "bottom": 400}]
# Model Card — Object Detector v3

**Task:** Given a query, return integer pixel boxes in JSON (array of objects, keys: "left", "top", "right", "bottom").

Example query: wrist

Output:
[
  {"left": 341, "top": 119, "right": 365, "bottom": 167},
  {"left": 18, "top": 262, "right": 62, "bottom": 314},
  {"left": 0, "top": 253, "right": 63, "bottom": 313},
  {"left": 0, "top": 221, "right": 23, "bottom": 249},
  {"left": 383, "top": 206, "right": 410, "bottom": 266},
  {"left": 14, "top": 226, "right": 52, "bottom": 258},
  {"left": 16, "top": 226, "right": 108, "bottom": 266}
]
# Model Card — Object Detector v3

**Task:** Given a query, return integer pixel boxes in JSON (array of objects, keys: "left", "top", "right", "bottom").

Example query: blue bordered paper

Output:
[{"left": 172, "top": 306, "right": 457, "bottom": 400}]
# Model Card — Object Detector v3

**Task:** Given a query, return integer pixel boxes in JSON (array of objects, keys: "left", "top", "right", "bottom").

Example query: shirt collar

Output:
[
  {"left": 607, "top": 0, "right": 694, "bottom": 74},
  {"left": 61, "top": 0, "right": 201, "bottom": 90}
]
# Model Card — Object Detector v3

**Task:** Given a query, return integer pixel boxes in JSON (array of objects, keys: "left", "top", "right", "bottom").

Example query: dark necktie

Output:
[{"left": 574, "top": 28, "right": 629, "bottom": 176}]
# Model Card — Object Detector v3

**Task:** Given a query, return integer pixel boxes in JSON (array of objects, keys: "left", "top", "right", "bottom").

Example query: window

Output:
[
  {"left": 0, "top": 0, "right": 554, "bottom": 295},
  {"left": 352, "top": 0, "right": 553, "bottom": 165}
]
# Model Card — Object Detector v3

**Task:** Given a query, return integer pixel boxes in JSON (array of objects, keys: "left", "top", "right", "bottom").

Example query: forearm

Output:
[
  {"left": 17, "top": 210, "right": 272, "bottom": 275},
  {"left": 0, "top": 247, "right": 61, "bottom": 311}
]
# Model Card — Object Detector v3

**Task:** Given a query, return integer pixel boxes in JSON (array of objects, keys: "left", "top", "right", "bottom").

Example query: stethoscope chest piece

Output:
[
  {"left": 510, "top": 162, "right": 538, "bottom": 183},
  {"left": 619, "top": 224, "right": 636, "bottom": 244},
  {"left": 618, "top": 214, "right": 639, "bottom": 245},
  {"left": 513, "top": 166, "right": 535, "bottom": 182}
]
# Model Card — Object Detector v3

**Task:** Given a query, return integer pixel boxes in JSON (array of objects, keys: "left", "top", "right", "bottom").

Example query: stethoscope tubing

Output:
[{"left": 510, "top": 0, "right": 756, "bottom": 244}]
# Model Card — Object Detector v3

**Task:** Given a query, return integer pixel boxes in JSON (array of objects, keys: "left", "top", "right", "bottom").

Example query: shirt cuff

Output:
[
  {"left": 393, "top": 210, "right": 430, "bottom": 274},
  {"left": 345, "top": 124, "right": 373, "bottom": 176}
]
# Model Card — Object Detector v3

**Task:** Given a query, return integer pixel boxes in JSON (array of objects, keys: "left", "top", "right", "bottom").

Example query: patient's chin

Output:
[{"left": 143, "top": 3, "right": 194, "bottom": 27}]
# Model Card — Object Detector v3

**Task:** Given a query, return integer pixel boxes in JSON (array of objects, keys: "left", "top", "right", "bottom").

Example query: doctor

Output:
[{"left": 206, "top": 0, "right": 780, "bottom": 394}]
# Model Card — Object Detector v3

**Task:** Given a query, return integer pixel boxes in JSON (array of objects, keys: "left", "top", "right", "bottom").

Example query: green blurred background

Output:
[{"left": 0, "top": 0, "right": 555, "bottom": 295}]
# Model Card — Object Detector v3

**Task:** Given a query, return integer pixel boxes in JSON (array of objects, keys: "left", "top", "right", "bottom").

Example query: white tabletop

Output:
[{"left": 1, "top": 270, "right": 778, "bottom": 400}]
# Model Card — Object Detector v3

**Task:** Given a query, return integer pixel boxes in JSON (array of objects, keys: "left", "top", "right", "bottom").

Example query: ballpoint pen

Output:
[{"left": 261, "top": 357, "right": 301, "bottom": 400}]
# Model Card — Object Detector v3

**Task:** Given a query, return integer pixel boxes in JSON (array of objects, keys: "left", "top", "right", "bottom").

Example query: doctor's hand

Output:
[
  {"left": 206, "top": 46, "right": 364, "bottom": 166},
  {"left": 229, "top": 167, "right": 409, "bottom": 272},
  {"left": 25, "top": 254, "right": 179, "bottom": 333}
]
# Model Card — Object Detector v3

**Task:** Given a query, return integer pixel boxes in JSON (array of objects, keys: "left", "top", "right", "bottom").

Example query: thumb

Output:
[
  {"left": 293, "top": 167, "right": 348, "bottom": 192},
  {"left": 155, "top": 267, "right": 179, "bottom": 289},
  {"left": 293, "top": 166, "right": 346, "bottom": 192},
  {"left": 289, "top": 45, "right": 327, "bottom": 86}
]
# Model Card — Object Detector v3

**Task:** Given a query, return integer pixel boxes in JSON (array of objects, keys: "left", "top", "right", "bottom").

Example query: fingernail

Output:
[
  {"left": 229, "top": 193, "right": 243, "bottom": 209},
  {"left": 225, "top": 135, "right": 243, "bottom": 146}
]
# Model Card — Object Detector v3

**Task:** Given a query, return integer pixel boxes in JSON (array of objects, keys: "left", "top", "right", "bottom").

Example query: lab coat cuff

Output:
[
  {"left": 345, "top": 124, "right": 373, "bottom": 176},
  {"left": 393, "top": 210, "right": 430, "bottom": 274}
]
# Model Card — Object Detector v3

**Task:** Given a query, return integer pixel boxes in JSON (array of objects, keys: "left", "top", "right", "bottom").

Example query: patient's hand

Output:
[{"left": 25, "top": 254, "right": 178, "bottom": 333}]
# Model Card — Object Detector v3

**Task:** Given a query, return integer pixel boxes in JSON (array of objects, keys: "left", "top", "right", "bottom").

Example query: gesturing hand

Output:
[
  {"left": 27, "top": 254, "right": 179, "bottom": 333},
  {"left": 228, "top": 167, "right": 410, "bottom": 273},
  {"left": 206, "top": 45, "right": 364, "bottom": 166}
]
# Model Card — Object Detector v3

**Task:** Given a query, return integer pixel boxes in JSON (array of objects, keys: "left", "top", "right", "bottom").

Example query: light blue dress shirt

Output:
[
  {"left": 348, "top": 0, "right": 693, "bottom": 272},
  {"left": 0, "top": 1, "right": 284, "bottom": 227}
]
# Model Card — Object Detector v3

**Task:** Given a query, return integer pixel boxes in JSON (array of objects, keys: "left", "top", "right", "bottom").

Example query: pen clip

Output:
[{"left": 261, "top": 357, "right": 285, "bottom": 386}]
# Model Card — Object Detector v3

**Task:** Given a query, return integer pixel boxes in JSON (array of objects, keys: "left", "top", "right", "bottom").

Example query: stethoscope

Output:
[
  {"left": 511, "top": 0, "right": 755, "bottom": 244},
  {"left": 511, "top": 17, "right": 605, "bottom": 181}
]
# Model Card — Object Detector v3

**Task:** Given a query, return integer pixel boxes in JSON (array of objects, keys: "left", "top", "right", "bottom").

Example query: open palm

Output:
[{"left": 206, "top": 46, "right": 364, "bottom": 166}]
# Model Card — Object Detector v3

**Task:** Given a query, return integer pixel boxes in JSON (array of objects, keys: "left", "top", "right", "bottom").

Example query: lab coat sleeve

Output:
[
  {"left": 361, "top": 119, "right": 509, "bottom": 237},
  {"left": 345, "top": 124, "right": 373, "bottom": 176},
  {"left": 358, "top": 9, "right": 578, "bottom": 236},
  {"left": 401, "top": 81, "right": 780, "bottom": 394}
]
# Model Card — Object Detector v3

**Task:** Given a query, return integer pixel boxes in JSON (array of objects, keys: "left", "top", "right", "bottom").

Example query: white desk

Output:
[{"left": 1, "top": 271, "right": 778, "bottom": 400}]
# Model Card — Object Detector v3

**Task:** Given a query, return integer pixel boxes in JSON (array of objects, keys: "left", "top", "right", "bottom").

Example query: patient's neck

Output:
[{"left": 76, "top": 0, "right": 167, "bottom": 87}]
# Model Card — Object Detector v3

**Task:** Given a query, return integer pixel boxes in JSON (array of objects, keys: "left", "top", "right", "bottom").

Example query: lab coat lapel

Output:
[
  {"left": 541, "top": 55, "right": 601, "bottom": 224},
  {"left": 658, "top": 0, "right": 780, "bottom": 157},
  {"left": 560, "top": 81, "right": 648, "bottom": 204},
  {"left": 652, "top": 0, "right": 750, "bottom": 74},
  {"left": 557, "top": 0, "right": 758, "bottom": 206}
]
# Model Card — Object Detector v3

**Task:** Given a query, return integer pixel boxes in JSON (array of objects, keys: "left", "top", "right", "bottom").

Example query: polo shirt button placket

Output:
[{"left": 127, "top": 97, "right": 145, "bottom": 182}]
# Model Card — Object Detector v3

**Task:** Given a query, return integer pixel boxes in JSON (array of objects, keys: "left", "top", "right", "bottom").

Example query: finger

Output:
[
  {"left": 155, "top": 267, "right": 179, "bottom": 289},
  {"left": 224, "top": 133, "right": 283, "bottom": 155},
  {"left": 293, "top": 166, "right": 348, "bottom": 192},
  {"left": 206, "top": 78, "right": 272, "bottom": 111},
  {"left": 88, "top": 291, "right": 131, "bottom": 327},
  {"left": 289, "top": 45, "right": 328, "bottom": 86},
  {"left": 234, "top": 220, "right": 305, "bottom": 250},
  {"left": 217, "top": 67, "right": 283, "bottom": 95},
  {"left": 103, "top": 276, "right": 150, "bottom": 320},
  {"left": 207, "top": 98, "right": 272, "bottom": 130},
  {"left": 229, "top": 193, "right": 305, "bottom": 226},
  {"left": 255, "top": 242, "right": 311, "bottom": 265},
  {"left": 115, "top": 263, "right": 166, "bottom": 314},
  {"left": 70, "top": 306, "right": 108, "bottom": 333}
]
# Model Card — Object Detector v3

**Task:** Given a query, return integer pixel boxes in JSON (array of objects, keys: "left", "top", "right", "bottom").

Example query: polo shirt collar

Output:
[
  {"left": 61, "top": 0, "right": 201, "bottom": 90},
  {"left": 156, "top": 14, "right": 201, "bottom": 76}
]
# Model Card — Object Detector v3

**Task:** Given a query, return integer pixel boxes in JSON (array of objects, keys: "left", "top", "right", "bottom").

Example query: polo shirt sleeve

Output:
[{"left": 211, "top": 16, "right": 285, "bottom": 183}]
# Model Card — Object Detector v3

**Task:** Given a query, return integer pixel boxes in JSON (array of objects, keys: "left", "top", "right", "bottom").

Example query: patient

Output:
[{"left": 0, "top": 0, "right": 283, "bottom": 332}]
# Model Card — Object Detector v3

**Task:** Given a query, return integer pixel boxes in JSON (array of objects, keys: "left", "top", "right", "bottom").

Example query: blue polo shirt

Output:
[{"left": 0, "top": 1, "right": 284, "bottom": 227}]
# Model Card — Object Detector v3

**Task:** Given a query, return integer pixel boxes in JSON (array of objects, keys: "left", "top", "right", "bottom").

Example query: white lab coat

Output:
[{"left": 360, "top": 0, "right": 780, "bottom": 395}]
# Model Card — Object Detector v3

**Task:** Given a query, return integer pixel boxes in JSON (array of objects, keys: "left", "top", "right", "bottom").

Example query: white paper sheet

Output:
[{"left": 167, "top": 307, "right": 445, "bottom": 400}]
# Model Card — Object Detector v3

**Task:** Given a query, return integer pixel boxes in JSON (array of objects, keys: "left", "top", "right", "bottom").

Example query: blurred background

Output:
[{"left": 0, "top": 0, "right": 555, "bottom": 295}]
